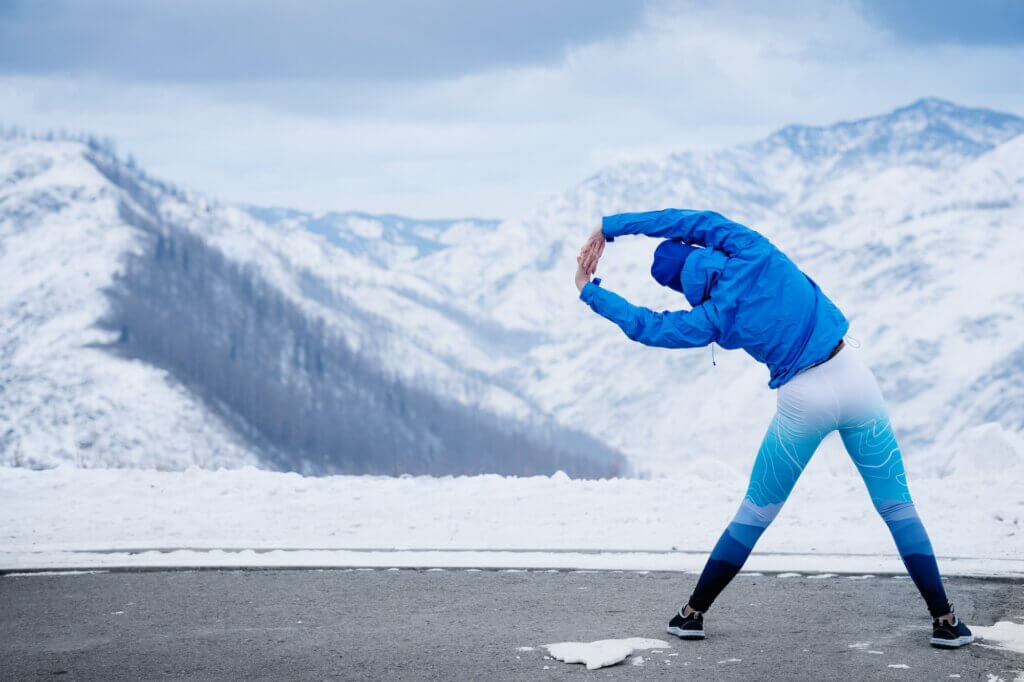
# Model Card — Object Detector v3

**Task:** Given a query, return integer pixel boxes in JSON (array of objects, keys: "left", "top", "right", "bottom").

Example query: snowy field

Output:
[{"left": 3, "top": 445, "right": 1022, "bottom": 575}]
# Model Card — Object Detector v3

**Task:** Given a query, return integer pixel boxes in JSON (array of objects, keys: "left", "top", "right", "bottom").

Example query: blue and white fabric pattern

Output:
[{"left": 687, "top": 347, "right": 951, "bottom": 617}]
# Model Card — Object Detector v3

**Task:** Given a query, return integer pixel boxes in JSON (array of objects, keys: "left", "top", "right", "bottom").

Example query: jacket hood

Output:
[
  {"left": 680, "top": 247, "right": 728, "bottom": 307},
  {"left": 650, "top": 239, "right": 697, "bottom": 292}
]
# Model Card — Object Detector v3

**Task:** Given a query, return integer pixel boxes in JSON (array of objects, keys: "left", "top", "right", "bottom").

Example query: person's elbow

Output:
[{"left": 623, "top": 315, "right": 681, "bottom": 348}]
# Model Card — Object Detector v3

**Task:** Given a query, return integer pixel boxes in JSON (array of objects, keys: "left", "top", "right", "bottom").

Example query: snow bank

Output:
[
  {"left": 942, "top": 423, "right": 1024, "bottom": 477},
  {"left": 3, "top": 549, "right": 1018, "bottom": 575},
  {"left": 545, "top": 638, "right": 669, "bottom": 670},
  {"left": 1, "top": 465, "right": 1020, "bottom": 573}
]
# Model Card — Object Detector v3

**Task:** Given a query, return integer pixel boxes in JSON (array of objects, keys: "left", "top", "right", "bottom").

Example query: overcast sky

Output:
[{"left": 2, "top": 0, "right": 1022, "bottom": 218}]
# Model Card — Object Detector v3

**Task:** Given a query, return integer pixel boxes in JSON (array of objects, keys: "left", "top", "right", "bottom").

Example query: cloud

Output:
[
  {"left": 0, "top": 0, "right": 646, "bottom": 83},
  {"left": 859, "top": 0, "right": 1024, "bottom": 45},
  {"left": 1, "top": 1, "right": 1022, "bottom": 219}
]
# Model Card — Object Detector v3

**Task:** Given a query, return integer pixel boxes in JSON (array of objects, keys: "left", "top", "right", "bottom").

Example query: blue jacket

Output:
[{"left": 579, "top": 209, "right": 849, "bottom": 388}]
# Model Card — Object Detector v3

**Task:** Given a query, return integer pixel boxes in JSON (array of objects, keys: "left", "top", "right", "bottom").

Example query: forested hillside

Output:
[{"left": 0, "top": 134, "right": 626, "bottom": 477}]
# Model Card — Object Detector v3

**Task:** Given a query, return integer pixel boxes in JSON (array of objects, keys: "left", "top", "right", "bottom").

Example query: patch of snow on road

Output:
[
  {"left": 545, "top": 638, "right": 669, "bottom": 670},
  {"left": 777, "top": 572, "right": 803, "bottom": 578},
  {"left": 888, "top": 663, "right": 910, "bottom": 668},
  {"left": 974, "top": 621, "right": 1024, "bottom": 654}
]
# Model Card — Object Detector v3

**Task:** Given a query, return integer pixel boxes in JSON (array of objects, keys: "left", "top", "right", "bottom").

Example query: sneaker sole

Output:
[
  {"left": 929, "top": 635, "right": 974, "bottom": 648},
  {"left": 666, "top": 626, "right": 705, "bottom": 640}
]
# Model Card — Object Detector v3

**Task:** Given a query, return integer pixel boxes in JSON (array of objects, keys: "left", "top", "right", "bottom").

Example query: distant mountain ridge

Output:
[
  {"left": 247, "top": 207, "right": 499, "bottom": 268},
  {"left": 755, "top": 98, "right": 1024, "bottom": 166},
  {"left": 1, "top": 98, "right": 1021, "bottom": 477}
]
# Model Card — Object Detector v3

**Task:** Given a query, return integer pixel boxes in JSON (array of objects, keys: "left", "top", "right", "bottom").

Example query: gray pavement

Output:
[{"left": 1, "top": 568, "right": 1022, "bottom": 680}]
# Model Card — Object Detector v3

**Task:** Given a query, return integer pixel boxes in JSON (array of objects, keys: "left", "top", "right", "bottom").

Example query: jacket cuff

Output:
[
  {"left": 579, "top": 278, "right": 602, "bottom": 303},
  {"left": 600, "top": 216, "right": 615, "bottom": 242}
]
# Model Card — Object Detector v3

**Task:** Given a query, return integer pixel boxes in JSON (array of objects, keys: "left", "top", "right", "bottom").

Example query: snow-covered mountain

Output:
[
  {"left": 2, "top": 98, "right": 1021, "bottom": 478},
  {"left": 442, "top": 97, "right": 1024, "bottom": 476},
  {"left": 0, "top": 136, "right": 623, "bottom": 476}
]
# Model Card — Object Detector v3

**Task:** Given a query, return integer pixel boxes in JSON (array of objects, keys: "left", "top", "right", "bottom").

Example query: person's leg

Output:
[
  {"left": 687, "top": 387, "right": 829, "bottom": 612},
  {"left": 834, "top": 353, "right": 952, "bottom": 619}
]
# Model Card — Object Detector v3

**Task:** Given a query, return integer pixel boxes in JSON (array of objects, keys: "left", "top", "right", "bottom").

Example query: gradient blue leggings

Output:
[{"left": 688, "top": 348, "right": 951, "bottom": 617}]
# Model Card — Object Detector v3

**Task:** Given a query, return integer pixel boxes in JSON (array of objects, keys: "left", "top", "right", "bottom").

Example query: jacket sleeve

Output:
[
  {"left": 579, "top": 280, "right": 717, "bottom": 348},
  {"left": 601, "top": 209, "right": 771, "bottom": 259}
]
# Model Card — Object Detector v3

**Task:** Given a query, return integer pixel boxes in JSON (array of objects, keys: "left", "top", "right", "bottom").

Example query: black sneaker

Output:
[
  {"left": 667, "top": 607, "right": 705, "bottom": 639},
  {"left": 930, "top": 608, "right": 973, "bottom": 648}
]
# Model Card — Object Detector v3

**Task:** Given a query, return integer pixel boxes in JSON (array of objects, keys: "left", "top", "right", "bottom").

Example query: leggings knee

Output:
[
  {"left": 875, "top": 500, "right": 934, "bottom": 557},
  {"left": 735, "top": 497, "right": 784, "bottom": 527},
  {"left": 875, "top": 499, "right": 918, "bottom": 523}
]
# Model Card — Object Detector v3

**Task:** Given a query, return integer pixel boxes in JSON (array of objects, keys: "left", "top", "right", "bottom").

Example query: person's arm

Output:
[
  {"left": 579, "top": 279, "right": 717, "bottom": 349},
  {"left": 601, "top": 209, "right": 771, "bottom": 259}
]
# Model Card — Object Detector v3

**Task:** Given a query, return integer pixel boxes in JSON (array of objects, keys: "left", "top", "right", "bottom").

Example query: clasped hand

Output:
[{"left": 575, "top": 225, "right": 606, "bottom": 291}]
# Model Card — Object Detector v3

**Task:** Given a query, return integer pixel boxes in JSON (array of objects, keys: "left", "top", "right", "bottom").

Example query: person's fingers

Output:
[
  {"left": 583, "top": 252, "right": 595, "bottom": 273},
  {"left": 581, "top": 244, "right": 595, "bottom": 267}
]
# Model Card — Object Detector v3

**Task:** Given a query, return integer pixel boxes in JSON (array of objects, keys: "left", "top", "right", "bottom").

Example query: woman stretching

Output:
[{"left": 574, "top": 209, "right": 972, "bottom": 649}]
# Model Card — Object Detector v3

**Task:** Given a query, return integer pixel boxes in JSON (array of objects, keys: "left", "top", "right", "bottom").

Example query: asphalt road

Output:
[{"left": 1, "top": 568, "right": 1022, "bottom": 680}]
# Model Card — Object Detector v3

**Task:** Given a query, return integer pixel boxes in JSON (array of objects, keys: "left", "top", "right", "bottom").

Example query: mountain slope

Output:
[
  {"left": 0, "top": 136, "right": 625, "bottom": 476},
  {"left": 0, "top": 140, "right": 257, "bottom": 469}
]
